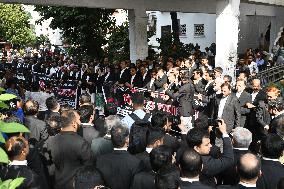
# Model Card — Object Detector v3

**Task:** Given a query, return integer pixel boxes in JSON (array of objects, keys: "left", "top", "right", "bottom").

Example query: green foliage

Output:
[
  {"left": 0, "top": 177, "right": 25, "bottom": 189},
  {"left": 157, "top": 33, "right": 190, "bottom": 62},
  {"left": 0, "top": 4, "right": 36, "bottom": 45},
  {"left": 35, "top": 6, "right": 116, "bottom": 59},
  {"left": 106, "top": 22, "right": 130, "bottom": 62},
  {"left": 0, "top": 93, "right": 29, "bottom": 164},
  {"left": 35, "top": 34, "right": 50, "bottom": 47}
]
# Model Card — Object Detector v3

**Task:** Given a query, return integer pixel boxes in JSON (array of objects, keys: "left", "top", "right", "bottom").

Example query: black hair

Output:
[
  {"left": 261, "top": 134, "right": 284, "bottom": 159},
  {"left": 6, "top": 137, "right": 26, "bottom": 159},
  {"left": 46, "top": 114, "right": 62, "bottom": 136},
  {"left": 74, "top": 166, "right": 104, "bottom": 189},
  {"left": 223, "top": 75, "right": 233, "bottom": 83},
  {"left": 206, "top": 70, "right": 215, "bottom": 80},
  {"left": 237, "top": 153, "right": 261, "bottom": 180},
  {"left": 46, "top": 96, "right": 59, "bottom": 111},
  {"left": 186, "top": 128, "right": 210, "bottom": 148},
  {"left": 155, "top": 165, "right": 180, "bottom": 189},
  {"left": 78, "top": 105, "right": 94, "bottom": 123},
  {"left": 61, "top": 110, "right": 77, "bottom": 128},
  {"left": 111, "top": 124, "right": 129, "bottom": 148},
  {"left": 193, "top": 68, "right": 203, "bottom": 77},
  {"left": 151, "top": 111, "right": 167, "bottom": 129},
  {"left": 149, "top": 145, "right": 173, "bottom": 172},
  {"left": 79, "top": 93, "right": 91, "bottom": 105},
  {"left": 214, "top": 67, "right": 223, "bottom": 74},
  {"left": 147, "top": 128, "right": 165, "bottom": 146},
  {"left": 24, "top": 100, "right": 39, "bottom": 116},
  {"left": 31, "top": 82, "right": 40, "bottom": 92},
  {"left": 221, "top": 82, "right": 232, "bottom": 91},
  {"left": 180, "top": 148, "right": 202, "bottom": 178},
  {"left": 131, "top": 92, "right": 144, "bottom": 106}
]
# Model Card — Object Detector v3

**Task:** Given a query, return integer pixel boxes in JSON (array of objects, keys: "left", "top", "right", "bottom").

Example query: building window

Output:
[
  {"left": 194, "top": 24, "right": 205, "bottom": 37},
  {"left": 148, "top": 13, "right": 157, "bottom": 35},
  {"left": 179, "top": 24, "right": 187, "bottom": 36}
]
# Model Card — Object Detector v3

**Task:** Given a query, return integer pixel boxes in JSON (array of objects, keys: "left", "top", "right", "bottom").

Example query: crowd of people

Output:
[{"left": 0, "top": 45, "right": 284, "bottom": 189}]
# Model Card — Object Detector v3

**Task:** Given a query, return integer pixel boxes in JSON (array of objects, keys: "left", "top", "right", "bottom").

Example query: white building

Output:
[{"left": 147, "top": 11, "right": 216, "bottom": 52}]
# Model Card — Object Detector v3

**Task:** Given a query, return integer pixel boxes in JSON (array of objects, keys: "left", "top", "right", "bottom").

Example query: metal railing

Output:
[{"left": 256, "top": 64, "right": 284, "bottom": 85}]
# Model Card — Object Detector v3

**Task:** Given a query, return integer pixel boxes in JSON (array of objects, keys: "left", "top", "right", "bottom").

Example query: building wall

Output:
[
  {"left": 148, "top": 11, "right": 216, "bottom": 52},
  {"left": 238, "top": 3, "right": 284, "bottom": 53}
]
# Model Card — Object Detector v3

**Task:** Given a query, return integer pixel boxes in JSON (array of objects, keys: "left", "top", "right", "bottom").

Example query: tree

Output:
[
  {"left": 170, "top": 12, "right": 180, "bottom": 44},
  {"left": 35, "top": 6, "right": 116, "bottom": 59},
  {"left": 35, "top": 34, "right": 50, "bottom": 48},
  {"left": 106, "top": 22, "right": 130, "bottom": 62},
  {"left": 0, "top": 4, "right": 36, "bottom": 45}
]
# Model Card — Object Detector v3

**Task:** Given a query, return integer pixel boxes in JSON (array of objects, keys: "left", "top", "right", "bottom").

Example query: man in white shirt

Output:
[
  {"left": 121, "top": 93, "right": 151, "bottom": 128},
  {"left": 247, "top": 55, "right": 258, "bottom": 75}
]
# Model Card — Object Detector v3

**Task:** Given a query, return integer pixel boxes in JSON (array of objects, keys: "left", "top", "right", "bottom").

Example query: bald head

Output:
[
  {"left": 238, "top": 153, "right": 261, "bottom": 182},
  {"left": 252, "top": 79, "right": 261, "bottom": 92}
]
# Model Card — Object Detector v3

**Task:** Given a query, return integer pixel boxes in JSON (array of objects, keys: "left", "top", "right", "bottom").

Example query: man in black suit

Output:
[
  {"left": 235, "top": 79, "right": 252, "bottom": 128},
  {"left": 218, "top": 153, "right": 261, "bottom": 189},
  {"left": 132, "top": 145, "right": 173, "bottom": 189},
  {"left": 154, "top": 67, "right": 167, "bottom": 92},
  {"left": 186, "top": 120, "right": 234, "bottom": 187},
  {"left": 247, "top": 79, "right": 267, "bottom": 144},
  {"left": 267, "top": 97, "right": 284, "bottom": 134},
  {"left": 165, "top": 73, "right": 195, "bottom": 130},
  {"left": 179, "top": 148, "right": 214, "bottom": 189},
  {"left": 3, "top": 136, "right": 41, "bottom": 188},
  {"left": 257, "top": 134, "right": 284, "bottom": 189},
  {"left": 192, "top": 68, "right": 207, "bottom": 95},
  {"left": 255, "top": 86, "right": 280, "bottom": 140},
  {"left": 145, "top": 69, "right": 157, "bottom": 92},
  {"left": 220, "top": 127, "right": 252, "bottom": 185},
  {"left": 140, "top": 65, "right": 151, "bottom": 87},
  {"left": 24, "top": 100, "right": 48, "bottom": 142},
  {"left": 96, "top": 124, "right": 143, "bottom": 189},
  {"left": 47, "top": 109, "right": 93, "bottom": 189},
  {"left": 126, "top": 64, "right": 143, "bottom": 88},
  {"left": 213, "top": 82, "right": 241, "bottom": 133},
  {"left": 135, "top": 127, "right": 165, "bottom": 172},
  {"left": 45, "top": 96, "right": 60, "bottom": 121},
  {"left": 78, "top": 105, "right": 99, "bottom": 144},
  {"left": 116, "top": 60, "right": 131, "bottom": 105},
  {"left": 197, "top": 69, "right": 216, "bottom": 118}
]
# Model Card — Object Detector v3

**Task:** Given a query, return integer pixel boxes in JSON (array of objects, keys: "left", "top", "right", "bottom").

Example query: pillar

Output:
[
  {"left": 215, "top": 0, "right": 240, "bottom": 82},
  {"left": 128, "top": 9, "right": 148, "bottom": 63}
]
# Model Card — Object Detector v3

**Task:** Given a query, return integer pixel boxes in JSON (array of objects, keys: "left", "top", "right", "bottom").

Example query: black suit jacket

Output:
[
  {"left": 180, "top": 180, "right": 214, "bottom": 189},
  {"left": 220, "top": 148, "right": 249, "bottom": 185},
  {"left": 269, "top": 113, "right": 284, "bottom": 134},
  {"left": 256, "top": 159, "right": 284, "bottom": 189},
  {"left": 131, "top": 171, "right": 155, "bottom": 189},
  {"left": 154, "top": 74, "right": 167, "bottom": 92},
  {"left": 96, "top": 150, "right": 143, "bottom": 189},
  {"left": 200, "top": 137, "right": 234, "bottom": 187},
  {"left": 48, "top": 131, "right": 93, "bottom": 189},
  {"left": 236, "top": 91, "right": 252, "bottom": 127},
  {"left": 251, "top": 90, "right": 266, "bottom": 106},
  {"left": 166, "top": 81, "right": 195, "bottom": 117},
  {"left": 194, "top": 78, "right": 207, "bottom": 94},
  {"left": 217, "top": 184, "right": 257, "bottom": 189},
  {"left": 118, "top": 68, "right": 131, "bottom": 85},
  {"left": 145, "top": 79, "right": 156, "bottom": 91},
  {"left": 214, "top": 94, "right": 241, "bottom": 132},
  {"left": 131, "top": 73, "right": 143, "bottom": 88},
  {"left": 0, "top": 165, "right": 41, "bottom": 189},
  {"left": 142, "top": 72, "right": 151, "bottom": 87}
]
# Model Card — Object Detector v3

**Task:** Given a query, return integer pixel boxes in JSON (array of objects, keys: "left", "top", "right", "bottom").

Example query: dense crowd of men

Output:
[{"left": 0, "top": 46, "right": 284, "bottom": 189}]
